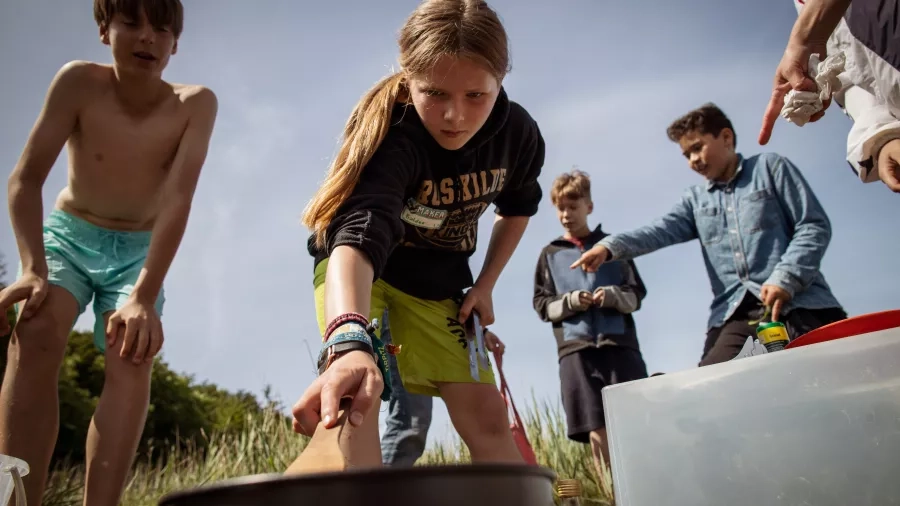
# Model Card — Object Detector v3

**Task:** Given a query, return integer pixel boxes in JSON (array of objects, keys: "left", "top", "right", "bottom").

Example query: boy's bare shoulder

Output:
[
  {"left": 171, "top": 83, "right": 218, "bottom": 119},
  {"left": 54, "top": 60, "right": 113, "bottom": 89}
]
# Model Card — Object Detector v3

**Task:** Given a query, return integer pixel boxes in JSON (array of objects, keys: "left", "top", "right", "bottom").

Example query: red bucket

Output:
[{"left": 785, "top": 309, "right": 900, "bottom": 349}]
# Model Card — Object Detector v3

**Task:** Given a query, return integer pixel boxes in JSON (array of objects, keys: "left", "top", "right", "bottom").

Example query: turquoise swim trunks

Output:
[{"left": 17, "top": 210, "right": 165, "bottom": 352}]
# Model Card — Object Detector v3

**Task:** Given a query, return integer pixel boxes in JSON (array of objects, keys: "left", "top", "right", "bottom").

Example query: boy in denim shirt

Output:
[
  {"left": 573, "top": 103, "right": 846, "bottom": 366},
  {"left": 533, "top": 170, "right": 648, "bottom": 475}
]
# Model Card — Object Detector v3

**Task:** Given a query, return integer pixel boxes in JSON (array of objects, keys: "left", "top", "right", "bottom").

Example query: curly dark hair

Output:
[{"left": 667, "top": 103, "right": 736, "bottom": 148}]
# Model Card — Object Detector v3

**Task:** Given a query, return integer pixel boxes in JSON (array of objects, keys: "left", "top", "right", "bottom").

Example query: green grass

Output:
[{"left": 43, "top": 396, "right": 614, "bottom": 506}]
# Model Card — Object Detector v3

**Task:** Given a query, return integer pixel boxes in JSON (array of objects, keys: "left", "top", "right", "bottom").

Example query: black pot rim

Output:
[{"left": 159, "top": 464, "right": 557, "bottom": 504}]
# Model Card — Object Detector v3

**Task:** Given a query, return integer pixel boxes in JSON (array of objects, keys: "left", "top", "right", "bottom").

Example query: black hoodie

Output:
[{"left": 309, "top": 87, "right": 545, "bottom": 301}]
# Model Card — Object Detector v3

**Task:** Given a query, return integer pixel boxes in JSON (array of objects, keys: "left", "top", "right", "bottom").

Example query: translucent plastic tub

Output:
[{"left": 603, "top": 326, "right": 900, "bottom": 506}]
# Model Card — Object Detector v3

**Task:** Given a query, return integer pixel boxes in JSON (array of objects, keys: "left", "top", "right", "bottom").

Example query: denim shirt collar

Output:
[{"left": 706, "top": 154, "right": 745, "bottom": 192}]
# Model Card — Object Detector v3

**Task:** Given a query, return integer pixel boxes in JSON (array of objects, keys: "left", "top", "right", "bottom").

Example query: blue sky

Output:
[{"left": 1, "top": 0, "right": 897, "bottom": 447}]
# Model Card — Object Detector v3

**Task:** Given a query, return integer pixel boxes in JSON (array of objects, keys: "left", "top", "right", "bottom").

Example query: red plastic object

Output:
[
  {"left": 493, "top": 347, "right": 539, "bottom": 465},
  {"left": 785, "top": 309, "right": 900, "bottom": 349}
]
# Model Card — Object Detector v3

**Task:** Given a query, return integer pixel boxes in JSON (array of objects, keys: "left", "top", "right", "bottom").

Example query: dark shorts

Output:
[
  {"left": 700, "top": 293, "right": 848, "bottom": 367},
  {"left": 559, "top": 346, "right": 649, "bottom": 443}
]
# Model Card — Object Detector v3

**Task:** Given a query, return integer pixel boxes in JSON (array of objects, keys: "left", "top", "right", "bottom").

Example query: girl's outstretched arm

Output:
[
  {"left": 292, "top": 245, "right": 382, "bottom": 443},
  {"left": 324, "top": 246, "right": 375, "bottom": 323},
  {"left": 294, "top": 132, "right": 418, "bottom": 436}
]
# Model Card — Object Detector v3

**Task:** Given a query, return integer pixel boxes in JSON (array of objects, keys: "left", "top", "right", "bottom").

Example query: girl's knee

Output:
[{"left": 444, "top": 384, "right": 510, "bottom": 440}]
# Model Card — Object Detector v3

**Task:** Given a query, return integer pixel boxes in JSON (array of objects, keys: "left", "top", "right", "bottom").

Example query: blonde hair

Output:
[
  {"left": 550, "top": 169, "right": 592, "bottom": 205},
  {"left": 303, "top": 0, "right": 511, "bottom": 248}
]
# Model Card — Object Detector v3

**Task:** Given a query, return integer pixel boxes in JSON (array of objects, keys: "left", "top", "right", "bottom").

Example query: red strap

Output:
[
  {"left": 493, "top": 347, "right": 538, "bottom": 465},
  {"left": 493, "top": 348, "right": 526, "bottom": 429}
]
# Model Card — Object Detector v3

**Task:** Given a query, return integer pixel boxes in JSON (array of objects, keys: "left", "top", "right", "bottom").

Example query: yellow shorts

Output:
[{"left": 313, "top": 258, "right": 495, "bottom": 397}]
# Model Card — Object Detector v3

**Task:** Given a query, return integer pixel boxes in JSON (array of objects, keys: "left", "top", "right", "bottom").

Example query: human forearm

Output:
[
  {"left": 7, "top": 176, "right": 47, "bottom": 276},
  {"left": 131, "top": 199, "right": 191, "bottom": 304},
  {"left": 475, "top": 215, "right": 529, "bottom": 290},
  {"left": 324, "top": 246, "right": 375, "bottom": 331},
  {"left": 767, "top": 222, "right": 831, "bottom": 296},
  {"left": 600, "top": 203, "right": 696, "bottom": 261},
  {"left": 544, "top": 291, "right": 590, "bottom": 322},
  {"left": 598, "top": 286, "right": 639, "bottom": 314},
  {"left": 8, "top": 63, "right": 86, "bottom": 277},
  {"left": 766, "top": 157, "right": 833, "bottom": 296},
  {"left": 791, "top": 0, "right": 851, "bottom": 46}
]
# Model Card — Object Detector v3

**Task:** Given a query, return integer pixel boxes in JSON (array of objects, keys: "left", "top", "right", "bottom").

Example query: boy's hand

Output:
[
  {"left": 484, "top": 329, "right": 505, "bottom": 356},
  {"left": 0, "top": 272, "right": 49, "bottom": 333},
  {"left": 107, "top": 298, "right": 164, "bottom": 365},
  {"left": 569, "top": 290, "right": 592, "bottom": 312},
  {"left": 570, "top": 244, "right": 610, "bottom": 272},
  {"left": 592, "top": 288, "right": 605, "bottom": 307},
  {"left": 760, "top": 284, "right": 792, "bottom": 322},
  {"left": 459, "top": 283, "right": 495, "bottom": 326},
  {"left": 877, "top": 139, "right": 900, "bottom": 193}
]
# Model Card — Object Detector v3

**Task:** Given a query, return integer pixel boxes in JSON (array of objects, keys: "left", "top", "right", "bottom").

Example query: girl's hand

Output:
[
  {"left": 459, "top": 283, "right": 494, "bottom": 326},
  {"left": 292, "top": 349, "right": 382, "bottom": 436}
]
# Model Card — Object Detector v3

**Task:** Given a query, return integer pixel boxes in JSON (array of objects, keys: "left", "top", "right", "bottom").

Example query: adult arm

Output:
[
  {"left": 792, "top": 0, "right": 852, "bottom": 47},
  {"left": 759, "top": 0, "right": 852, "bottom": 144}
]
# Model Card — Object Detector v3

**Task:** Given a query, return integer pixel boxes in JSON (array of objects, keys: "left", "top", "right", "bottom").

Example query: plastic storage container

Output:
[{"left": 603, "top": 326, "right": 900, "bottom": 506}]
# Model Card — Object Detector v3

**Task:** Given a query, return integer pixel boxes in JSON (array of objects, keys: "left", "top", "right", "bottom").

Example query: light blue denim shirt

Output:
[{"left": 600, "top": 152, "right": 842, "bottom": 330}]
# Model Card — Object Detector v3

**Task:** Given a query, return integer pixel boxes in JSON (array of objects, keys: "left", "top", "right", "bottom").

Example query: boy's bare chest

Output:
[{"left": 73, "top": 98, "right": 188, "bottom": 174}]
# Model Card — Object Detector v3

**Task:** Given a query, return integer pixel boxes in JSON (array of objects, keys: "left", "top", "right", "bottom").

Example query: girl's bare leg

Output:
[{"left": 439, "top": 382, "right": 523, "bottom": 463}]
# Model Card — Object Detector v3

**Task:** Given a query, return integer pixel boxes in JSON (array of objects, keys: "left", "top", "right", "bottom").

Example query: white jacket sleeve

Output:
[
  {"left": 841, "top": 87, "right": 900, "bottom": 183},
  {"left": 793, "top": 0, "right": 900, "bottom": 183}
]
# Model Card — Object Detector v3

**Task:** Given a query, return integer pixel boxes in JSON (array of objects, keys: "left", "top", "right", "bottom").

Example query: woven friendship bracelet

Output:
[
  {"left": 316, "top": 323, "right": 393, "bottom": 402},
  {"left": 323, "top": 327, "right": 373, "bottom": 350},
  {"left": 324, "top": 312, "right": 369, "bottom": 342}
]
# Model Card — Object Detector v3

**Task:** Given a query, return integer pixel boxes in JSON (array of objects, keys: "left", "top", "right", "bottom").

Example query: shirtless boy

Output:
[{"left": 0, "top": 1, "right": 217, "bottom": 504}]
